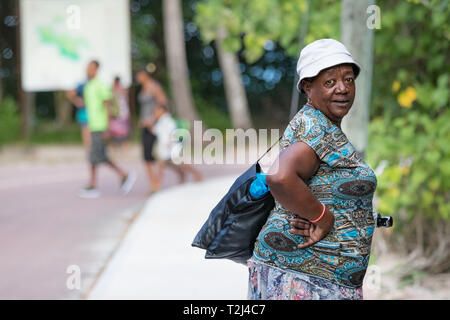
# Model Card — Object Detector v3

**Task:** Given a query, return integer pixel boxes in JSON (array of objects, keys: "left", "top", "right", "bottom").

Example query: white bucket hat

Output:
[{"left": 296, "top": 38, "right": 361, "bottom": 92}]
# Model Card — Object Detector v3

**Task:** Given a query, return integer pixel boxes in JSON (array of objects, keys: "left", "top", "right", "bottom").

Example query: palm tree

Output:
[
  {"left": 163, "top": 0, "right": 199, "bottom": 123},
  {"left": 215, "top": 27, "right": 253, "bottom": 129},
  {"left": 340, "top": 0, "right": 375, "bottom": 159}
]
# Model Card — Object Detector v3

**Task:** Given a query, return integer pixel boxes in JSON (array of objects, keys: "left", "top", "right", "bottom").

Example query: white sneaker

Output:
[
  {"left": 120, "top": 171, "right": 137, "bottom": 195},
  {"left": 78, "top": 187, "right": 100, "bottom": 199}
]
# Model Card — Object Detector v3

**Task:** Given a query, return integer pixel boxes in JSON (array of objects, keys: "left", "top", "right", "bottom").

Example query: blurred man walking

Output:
[{"left": 79, "top": 60, "right": 136, "bottom": 198}]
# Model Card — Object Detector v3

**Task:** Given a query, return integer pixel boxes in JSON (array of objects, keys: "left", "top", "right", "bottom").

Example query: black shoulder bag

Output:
[{"left": 191, "top": 137, "right": 281, "bottom": 265}]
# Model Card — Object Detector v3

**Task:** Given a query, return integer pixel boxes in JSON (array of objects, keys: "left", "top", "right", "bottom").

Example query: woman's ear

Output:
[{"left": 301, "top": 79, "right": 311, "bottom": 95}]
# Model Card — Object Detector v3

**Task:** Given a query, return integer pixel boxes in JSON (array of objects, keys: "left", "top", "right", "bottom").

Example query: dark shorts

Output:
[
  {"left": 89, "top": 131, "right": 109, "bottom": 164},
  {"left": 142, "top": 128, "right": 156, "bottom": 162}
]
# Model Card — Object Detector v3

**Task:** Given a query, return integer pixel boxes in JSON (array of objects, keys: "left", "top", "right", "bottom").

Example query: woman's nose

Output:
[{"left": 335, "top": 80, "right": 349, "bottom": 94}]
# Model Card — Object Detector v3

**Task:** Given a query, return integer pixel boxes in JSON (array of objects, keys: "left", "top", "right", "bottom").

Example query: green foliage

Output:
[
  {"left": 131, "top": 8, "right": 160, "bottom": 71},
  {"left": 304, "top": 0, "right": 340, "bottom": 44},
  {"left": 368, "top": 107, "right": 450, "bottom": 221},
  {"left": 368, "top": 0, "right": 450, "bottom": 218},
  {"left": 195, "top": 0, "right": 342, "bottom": 63},
  {"left": 195, "top": 0, "right": 310, "bottom": 63},
  {"left": 29, "top": 122, "right": 82, "bottom": 144},
  {"left": 0, "top": 97, "right": 21, "bottom": 146},
  {"left": 371, "top": 0, "right": 450, "bottom": 118},
  {"left": 194, "top": 94, "right": 232, "bottom": 133},
  {"left": 195, "top": 96, "right": 232, "bottom": 133},
  {"left": 367, "top": 0, "right": 450, "bottom": 271},
  {"left": 0, "top": 97, "right": 84, "bottom": 146}
]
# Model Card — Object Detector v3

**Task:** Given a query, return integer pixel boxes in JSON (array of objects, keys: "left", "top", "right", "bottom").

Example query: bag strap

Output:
[{"left": 257, "top": 136, "right": 282, "bottom": 162}]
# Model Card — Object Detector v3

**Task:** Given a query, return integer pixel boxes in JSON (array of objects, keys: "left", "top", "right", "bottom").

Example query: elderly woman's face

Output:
[{"left": 302, "top": 64, "right": 356, "bottom": 125}]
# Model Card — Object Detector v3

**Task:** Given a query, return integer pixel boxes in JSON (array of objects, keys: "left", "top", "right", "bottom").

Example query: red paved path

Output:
[{"left": 0, "top": 152, "right": 246, "bottom": 299}]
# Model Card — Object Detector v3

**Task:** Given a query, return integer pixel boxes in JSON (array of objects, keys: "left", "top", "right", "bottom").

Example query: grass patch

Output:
[
  {"left": 0, "top": 97, "right": 21, "bottom": 146},
  {"left": 194, "top": 95, "right": 232, "bottom": 133},
  {"left": 30, "top": 122, "right": 83, "bottom": 144}
]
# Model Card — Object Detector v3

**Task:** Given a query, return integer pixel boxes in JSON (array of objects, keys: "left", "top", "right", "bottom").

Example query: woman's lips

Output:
[{"left": 332, "top": 100, "right": 350, "bottom": 107}]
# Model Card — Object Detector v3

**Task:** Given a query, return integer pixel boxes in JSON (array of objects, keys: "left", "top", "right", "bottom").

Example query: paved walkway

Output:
[
  {"left": 0, "top": 144, "right": 248, "bottom": 299},
  {"left": 87, "top": 175, "right": 249, "bottom": 300}
]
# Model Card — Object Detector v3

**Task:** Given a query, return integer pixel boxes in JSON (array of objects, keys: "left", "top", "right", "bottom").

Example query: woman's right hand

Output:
[{"left": 295, "top": 207, "right": 334, "bottom": 249}]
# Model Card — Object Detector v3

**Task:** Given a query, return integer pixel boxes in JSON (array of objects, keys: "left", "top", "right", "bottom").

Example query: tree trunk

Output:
[
  {"left": 0, "top": 57, "right": 3, "bottom": 102},
  {"left": 54, "top": 90, "right": 72, "bottom": 127},
  {"left": 21, "top": 91, "right": 35, "bottom": 140},
  {"left": 215, "top": 27, "right": 252, "bottom": 129},
  {"left": 163, "top": 0, "right": 199, "bottom": 123},
  {"left": 289, "top": 0, "right": 311, "bottom": 120},
  {"left": 340, "top": 0, "right": 375, "bottom": 159}
]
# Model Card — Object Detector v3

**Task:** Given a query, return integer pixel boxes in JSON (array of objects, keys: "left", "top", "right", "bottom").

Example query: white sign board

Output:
[{"left": 20, "top": 0, "right": 131, "bottom": 91}]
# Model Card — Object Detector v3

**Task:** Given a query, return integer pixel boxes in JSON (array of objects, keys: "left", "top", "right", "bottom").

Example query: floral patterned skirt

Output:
[{"left": 247, "top": 258, "right": 363, "bottom": 300}]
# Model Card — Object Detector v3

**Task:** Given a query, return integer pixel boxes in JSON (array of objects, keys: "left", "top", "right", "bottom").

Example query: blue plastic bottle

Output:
[{"left": 249, "top": 173, "right": 270, "bottom": 198}]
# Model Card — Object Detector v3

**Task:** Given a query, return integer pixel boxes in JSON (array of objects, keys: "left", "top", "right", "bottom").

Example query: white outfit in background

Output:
[{"left": 153, "top": 113, "right": 179, "bottom": 161}]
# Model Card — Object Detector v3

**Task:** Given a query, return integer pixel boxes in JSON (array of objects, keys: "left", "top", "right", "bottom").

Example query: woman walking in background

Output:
[
  {"left": 136, "top": 68, "right": 168, "bottom": 194},
  {"left": 109, "top": 76, "right": 131, "bottom": 150}
]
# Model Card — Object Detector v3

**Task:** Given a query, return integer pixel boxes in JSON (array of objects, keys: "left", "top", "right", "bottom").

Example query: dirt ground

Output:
[{"left": 363, "top": 231, "right": 450, "bottom": 300}]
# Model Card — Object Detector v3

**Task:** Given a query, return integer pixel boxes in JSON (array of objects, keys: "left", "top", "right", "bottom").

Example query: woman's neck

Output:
[{"left": 306, "top": 102, "right": 342, "bottom": 129}]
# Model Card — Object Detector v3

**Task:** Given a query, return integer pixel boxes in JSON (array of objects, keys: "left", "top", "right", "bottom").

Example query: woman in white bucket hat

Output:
[{"left": 249, "top": 39, "right": 377, "bottom": 300}]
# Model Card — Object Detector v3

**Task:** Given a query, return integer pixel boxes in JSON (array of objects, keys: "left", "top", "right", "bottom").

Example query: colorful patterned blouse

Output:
[{"left": 252, "top": 104, "right": 377, "bottom": 288}]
